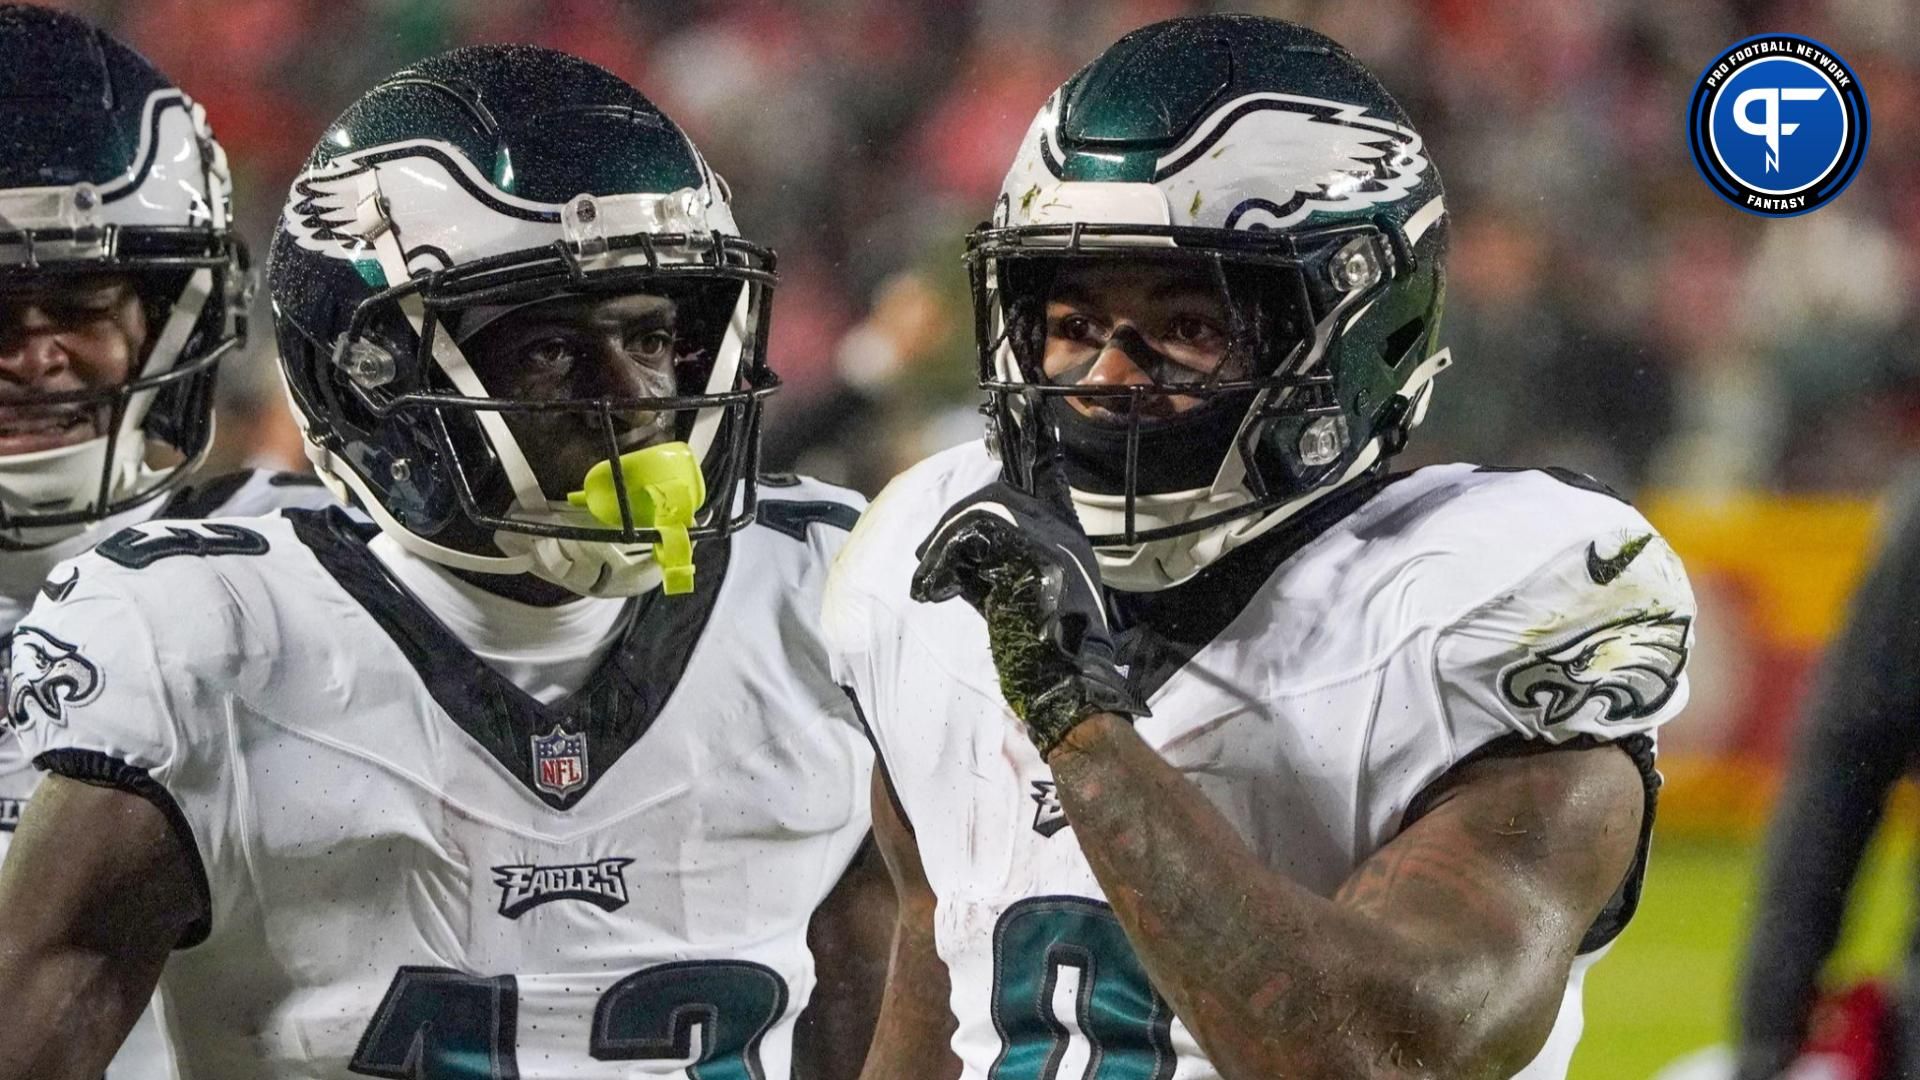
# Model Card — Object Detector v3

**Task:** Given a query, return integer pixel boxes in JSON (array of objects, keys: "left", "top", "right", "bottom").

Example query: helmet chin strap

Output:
[
  {"left": 1082, "top": 348, "right": 1453, "bottom": 592},
  {"left": 0, "top": 266, "right": 215, "bottom": 546},
  {"left": 0, "top": 438, "right": 148, "bottom": 548},
  {"left": 302, "top": 417, "right": 669, "bottom": 594}
]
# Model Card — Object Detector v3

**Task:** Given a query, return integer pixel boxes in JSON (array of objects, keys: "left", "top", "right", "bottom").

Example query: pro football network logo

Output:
[
  {"left": 531, "top": 726, "right": 589, "bottom": 799},
  {"left": 493, "top": 858, "right": 634, "bottom": 919},
  {"left": 1687, "top": 34, "right": 1869, "bottom": 217}
]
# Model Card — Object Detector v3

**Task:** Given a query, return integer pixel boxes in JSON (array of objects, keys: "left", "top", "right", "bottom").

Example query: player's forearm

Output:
[
  {"left": 856, "top": 904, "right": 962, "bottom": 1080},
  {"left": 0, "top": 946, "right": 151, "bottom": 1080},
  {"left": 1046, "top": 715, "right": 1531, "bottom": 1080}
]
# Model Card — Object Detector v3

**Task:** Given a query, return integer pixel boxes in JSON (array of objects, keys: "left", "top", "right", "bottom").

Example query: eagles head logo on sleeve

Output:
[
  {"left": 1500, "top": 613, "right": 1691, "bottom": 726},
  {"left": 6, "top": 627, "right": 103, "bottom": 731}
]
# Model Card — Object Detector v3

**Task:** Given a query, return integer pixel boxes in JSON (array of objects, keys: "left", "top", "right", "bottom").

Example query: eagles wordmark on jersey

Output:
[
  {"left": 826, "top": 443, "right": 1695, "bottom": 1080},
  {"left": 7, "top": 478, "right": 873, "bottom": 1079}
]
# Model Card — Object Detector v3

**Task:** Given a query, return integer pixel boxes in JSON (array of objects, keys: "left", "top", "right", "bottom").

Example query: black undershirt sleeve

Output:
[
  {"left": 1400, "top": 731, "right": 1659, "bottom": 955},
  {"left": 1733, "top": 480, "right": 1920, "bottom": 1080},
  {"left": 33, "top": 748, "right": 213, "bottom": 949}
]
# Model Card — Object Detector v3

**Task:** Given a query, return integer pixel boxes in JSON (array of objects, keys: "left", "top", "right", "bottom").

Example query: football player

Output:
[
  {"left": 0, "top": 45, "right": 883, "bottom": 1079},
  {"left": 0, "top": 7, "right": 340, "bottom": 1078},
  {"left": 826, "top": 15, "right": 1694, "bottom": 1080}
]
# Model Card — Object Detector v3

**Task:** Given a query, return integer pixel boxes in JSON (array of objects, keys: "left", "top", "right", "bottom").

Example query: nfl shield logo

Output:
[{"left": 531, "top": 726, "right": 589, "bottom": 798}]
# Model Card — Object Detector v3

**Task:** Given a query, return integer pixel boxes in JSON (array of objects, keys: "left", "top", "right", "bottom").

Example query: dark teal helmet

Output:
[
  {"left": 969, "top": 14, "right": 1449, "bottom": 590},
  {"left": 269, "top": 45, "right": 777, "bottom": 596}
]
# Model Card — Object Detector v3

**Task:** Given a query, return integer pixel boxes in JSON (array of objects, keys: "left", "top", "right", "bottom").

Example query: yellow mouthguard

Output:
[{"left": 566, "top": 441, "right": 707, "bottom": 595}]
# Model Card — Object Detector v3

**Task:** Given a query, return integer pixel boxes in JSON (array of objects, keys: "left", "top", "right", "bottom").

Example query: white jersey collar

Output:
[{"left": 368, "top": 532, "right": 630, "bottom": 704}]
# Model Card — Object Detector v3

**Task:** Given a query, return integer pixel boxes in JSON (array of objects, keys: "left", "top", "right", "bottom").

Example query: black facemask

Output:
[{"left": 1047, "top": 391, "right": 1257, "bottom": 496}]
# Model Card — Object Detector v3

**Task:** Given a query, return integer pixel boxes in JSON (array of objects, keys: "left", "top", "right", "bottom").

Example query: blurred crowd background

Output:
[
  {"left": 38, "top": 0, "right": 1920, "bottom": 499},
  {"left": 31, "top": 1, "right": 1920, "bottom": 1076}
]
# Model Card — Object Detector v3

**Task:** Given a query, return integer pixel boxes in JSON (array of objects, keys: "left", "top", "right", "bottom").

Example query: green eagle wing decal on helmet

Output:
[
  {"left": 282, "top": 138, "right": 738, "bottom": 277},
  {"left": 1003, "top": 90, "right": 1434, "bottom": 233}
]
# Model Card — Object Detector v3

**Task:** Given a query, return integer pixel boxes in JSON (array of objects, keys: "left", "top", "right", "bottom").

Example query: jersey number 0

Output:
[{"left": 990, "top": 896, "right": 1176, "bottom": 1080}]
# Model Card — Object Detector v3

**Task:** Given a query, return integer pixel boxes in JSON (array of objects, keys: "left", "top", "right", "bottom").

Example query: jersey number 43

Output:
[{"left": 349, "top": 960, "right": 786, "bottom": 1079}]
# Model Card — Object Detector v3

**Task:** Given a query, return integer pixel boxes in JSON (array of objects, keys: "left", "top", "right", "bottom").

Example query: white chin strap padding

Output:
[
  {"left": 492, "top": 531, "right": 666, "bottom": 599},
  {"left": 0, "top": 437, "right": 120, "bottom": 533}
]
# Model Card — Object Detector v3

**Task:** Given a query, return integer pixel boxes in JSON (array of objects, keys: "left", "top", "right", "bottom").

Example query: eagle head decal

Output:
[
  {"left": 1500, "top": 613, "right": 1690, "bottom": 726},
  {"left": 7, "top": 626, "right": 103, "bottom": 731}
]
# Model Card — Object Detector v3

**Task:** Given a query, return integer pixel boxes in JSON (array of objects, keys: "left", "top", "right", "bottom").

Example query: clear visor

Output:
[
  {"left": 1033, "top": 255, "right": 1271, "bottom": 431},
  {"left": 966, "top": 219, "right": 1404, "bottom": 543}
]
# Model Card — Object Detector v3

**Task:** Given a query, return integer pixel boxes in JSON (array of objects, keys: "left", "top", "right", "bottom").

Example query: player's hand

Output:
[{"left": 910, "top": 416, "right": 1146, "bottom": 757}]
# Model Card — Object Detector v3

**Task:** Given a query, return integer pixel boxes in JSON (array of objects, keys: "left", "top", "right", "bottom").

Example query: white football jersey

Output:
[
  {"left": 8, "top": 478, "right": 873, "bottom": 1080},
  {"left": 0, "top": 468, "right": 338, "bottom": 1080},
  {"left": 824, "top": 443, "right": 1695, "bottom": 1080}
]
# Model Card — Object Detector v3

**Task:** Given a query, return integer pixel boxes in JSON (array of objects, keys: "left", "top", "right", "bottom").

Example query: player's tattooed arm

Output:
[
  {"left": 1047, "top": 716, "right": 1645, "bottom": 1080},
  {"left": 855, "top": 769, "right": 962, "bottom": 1080},
  {"left": 794, "top": 838, "right": 895, "bottom": 1080},
  {"left": 0, "top": 774, "right": 203, "bottom": 1080}
]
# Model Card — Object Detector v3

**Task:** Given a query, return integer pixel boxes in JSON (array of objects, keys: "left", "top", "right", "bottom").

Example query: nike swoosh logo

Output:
[
  {"left": 1587, "top": 534, "right": 1653, "bottom": 586},
  {"left": 39, "top": 569, "right": 77, "bottom": 603}
]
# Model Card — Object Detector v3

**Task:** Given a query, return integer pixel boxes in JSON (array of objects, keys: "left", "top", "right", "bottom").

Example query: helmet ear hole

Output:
[{"left": 1383, "top": 318, "right": 1427, "bottom": 369}]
